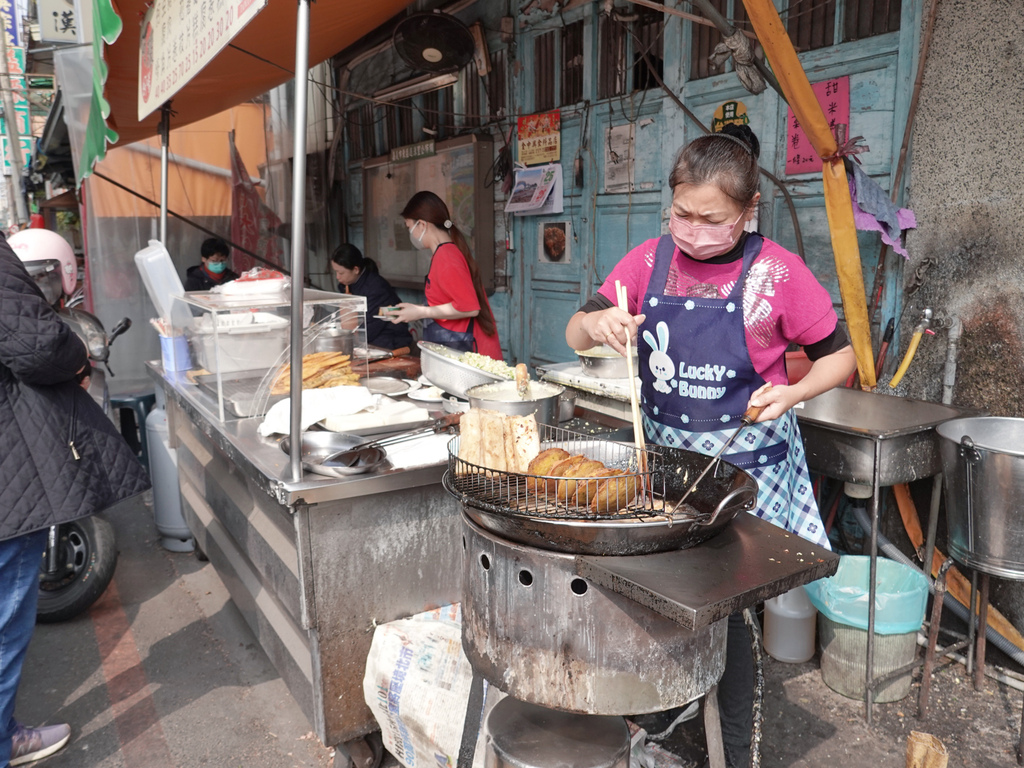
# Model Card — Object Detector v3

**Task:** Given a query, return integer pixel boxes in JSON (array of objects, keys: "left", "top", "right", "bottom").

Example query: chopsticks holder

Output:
[{"left": 615, "top": 281, "right": 648, "bottom": 483}]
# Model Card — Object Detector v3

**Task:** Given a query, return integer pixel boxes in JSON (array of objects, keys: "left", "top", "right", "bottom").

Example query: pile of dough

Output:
[{"left": 457, "top": 408, "right": 541, "bottom": 474}]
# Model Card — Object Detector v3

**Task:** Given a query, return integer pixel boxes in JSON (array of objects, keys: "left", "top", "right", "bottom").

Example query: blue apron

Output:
[{"left": 638, "top": 234, "right": 829, "bottom": 549}]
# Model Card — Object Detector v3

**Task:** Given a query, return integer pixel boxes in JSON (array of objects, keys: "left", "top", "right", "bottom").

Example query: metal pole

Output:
[
  {"left": 159, "top": 104, "right": 170, "bottom": 243},
  {"left": 0, "top": 26, "right": 28, "bottom": 225},
  {"left": 865, "top": 439, "right": 881, "bottom": 724},
  {"left": 288, "top": 0, "right": 311, "bottom": 483}
]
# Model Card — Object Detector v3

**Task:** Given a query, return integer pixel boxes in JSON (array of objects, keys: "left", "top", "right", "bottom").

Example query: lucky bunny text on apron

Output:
[{"left": 637, "top": 234, "right": 828, "bottom": 549}]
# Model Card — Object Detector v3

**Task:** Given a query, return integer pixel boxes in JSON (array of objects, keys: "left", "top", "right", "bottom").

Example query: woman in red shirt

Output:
[{"left": 386, "top": 191, "right": 502, "bottom": 360}]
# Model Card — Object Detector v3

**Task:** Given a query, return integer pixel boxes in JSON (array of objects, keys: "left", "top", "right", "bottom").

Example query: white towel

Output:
[
  {"left": 259, "top": 386, "right": 376, "bottom": 436},
  {"left": 384, "top": 433, "right": 454, "bottom": 470}
]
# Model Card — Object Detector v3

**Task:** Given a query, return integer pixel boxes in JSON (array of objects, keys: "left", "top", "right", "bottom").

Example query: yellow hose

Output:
[{"left": 888, "top": 331, "right": 923, "bottom": 388}]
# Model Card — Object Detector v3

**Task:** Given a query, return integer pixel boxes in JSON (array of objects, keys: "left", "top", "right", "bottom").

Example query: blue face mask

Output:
[{"left": 207, "top": 260, "right": 227, "bottom": 274}]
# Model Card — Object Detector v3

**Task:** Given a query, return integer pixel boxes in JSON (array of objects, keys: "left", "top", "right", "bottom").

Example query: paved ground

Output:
[
  {"left": 14, "top": 490, "right": 1024, "bottom": 768},
  {"left": 15, "top": 492, "right": 335, "bottom": 768}
]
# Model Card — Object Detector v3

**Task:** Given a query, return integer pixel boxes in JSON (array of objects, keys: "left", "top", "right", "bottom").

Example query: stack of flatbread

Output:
[
  {"left": 457, "top": 408, "right": 540, "bottom": 474},
  {"left": 271, "top": 352, "right": 359, "bottom": 395}
]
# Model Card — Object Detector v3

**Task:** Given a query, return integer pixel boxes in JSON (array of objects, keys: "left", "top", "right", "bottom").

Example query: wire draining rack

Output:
[{"left": 445, "top": 423, "right": 687, "bottom": 521}]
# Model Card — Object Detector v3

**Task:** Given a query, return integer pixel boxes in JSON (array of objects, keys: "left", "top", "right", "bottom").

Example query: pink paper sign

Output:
[{"left": 785, "top": 76, "right": 850, "bottom": 175}]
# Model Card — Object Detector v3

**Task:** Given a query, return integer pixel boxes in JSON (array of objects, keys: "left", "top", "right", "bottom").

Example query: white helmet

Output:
[{"left": 9, "top": 229, "right": 78, "bottom": 297}]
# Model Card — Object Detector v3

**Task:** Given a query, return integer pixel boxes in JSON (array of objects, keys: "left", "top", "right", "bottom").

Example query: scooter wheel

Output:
[{"left": 37, "top": 515, "right": 117, "bottom": 623}]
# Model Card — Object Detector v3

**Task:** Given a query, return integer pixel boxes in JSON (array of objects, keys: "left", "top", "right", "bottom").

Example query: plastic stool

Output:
[{"left": 110, "top": 391, "right": 156, "bottom": 468}]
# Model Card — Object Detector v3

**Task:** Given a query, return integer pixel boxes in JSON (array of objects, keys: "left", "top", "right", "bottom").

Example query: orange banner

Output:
[{"left": 741, "top": 0, "right": 875, "bottom": 387}]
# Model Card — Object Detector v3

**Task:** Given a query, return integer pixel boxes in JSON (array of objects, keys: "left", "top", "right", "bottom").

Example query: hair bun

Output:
[{"left": 721, "top": 124, "right": 760, "bottom": 160}]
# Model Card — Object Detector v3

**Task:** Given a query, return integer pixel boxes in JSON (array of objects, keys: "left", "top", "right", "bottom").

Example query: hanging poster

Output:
[
  {"left": 504, "top": 164, "right": 562, "bottom": 215},
  {"left": 604, "top": 123, "right": 635, "bottom": 194},
  {"left": 785, "top": 76, "right": 850, "bottom": 175},
  {"left": 517, "top": 111, "right": 560, "bottom": 166},
  {"left": 138, "top": 0, "right": 268, "bottom": 121}
]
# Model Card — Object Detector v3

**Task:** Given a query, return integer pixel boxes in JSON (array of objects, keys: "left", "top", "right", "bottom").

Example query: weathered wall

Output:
[{"left": 900, "top": 0, "right": 1024, "bottom": 415}]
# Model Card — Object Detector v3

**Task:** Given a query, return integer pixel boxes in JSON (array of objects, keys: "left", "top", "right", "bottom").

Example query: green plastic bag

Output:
[{"left": 804, "top": 555, "right": 928, "bottom": 635}]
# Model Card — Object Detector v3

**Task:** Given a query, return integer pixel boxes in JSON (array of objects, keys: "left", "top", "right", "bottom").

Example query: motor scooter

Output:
[{"left": 35, "top": 305, "right": 132, "bottom": 622}]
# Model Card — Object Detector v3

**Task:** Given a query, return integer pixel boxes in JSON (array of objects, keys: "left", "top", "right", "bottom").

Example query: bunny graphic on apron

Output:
[{"left": 638, "top": 234, "right": 828, "bottom": 549}]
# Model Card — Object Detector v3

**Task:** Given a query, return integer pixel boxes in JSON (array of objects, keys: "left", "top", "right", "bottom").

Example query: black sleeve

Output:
[
  {"left": 803, "top": 323, "right": 851, "bottom": 360},
  {"left": 578, "top": 294, "right": 615, "bottom": 314}
]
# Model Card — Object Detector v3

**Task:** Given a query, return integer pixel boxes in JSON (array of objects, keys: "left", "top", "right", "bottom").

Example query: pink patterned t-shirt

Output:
[{"left": 596, "top": 236, "right": 838, "bottom": 386}]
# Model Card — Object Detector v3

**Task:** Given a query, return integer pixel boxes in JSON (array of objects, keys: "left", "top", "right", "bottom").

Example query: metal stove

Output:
[{"left": 444, "top": 426, "right": 840, "bottom": 767}]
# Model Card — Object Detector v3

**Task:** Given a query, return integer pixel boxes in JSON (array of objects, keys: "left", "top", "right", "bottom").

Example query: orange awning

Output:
[{"left": 101, "top": 0, "right": 413, "bottom": 148}]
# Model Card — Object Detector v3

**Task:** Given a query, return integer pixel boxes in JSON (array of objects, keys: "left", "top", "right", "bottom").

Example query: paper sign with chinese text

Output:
[
  {"left": 0, "top": 0, "right": 18, "bottom": 49},
  {"left": 785, "top": 76, "right": 850, "bottom": 175},
  {"left": 712, "top": 101, "right": 749, "bottom": 133},
  {"left": 517, "top": 111, "right": 560, "bottom": 166},
  {"left": 38, "top": 0, "right": 77, "bottom": 43},
  {"left": 138, "top": 0, "right": 268, "bottom": 121}
]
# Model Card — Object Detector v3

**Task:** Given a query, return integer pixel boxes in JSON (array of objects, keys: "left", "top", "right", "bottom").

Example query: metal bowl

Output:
[
  {"left": 280, "top": 431, "right": 385, "bottom": 477},
  {"left": 465, "top": 380, "right": 564, "bottom": 424},
  {"left": 577, "top": 345, "right": 638, "bottom": 379},
  {"left": 311, "top": 326, "right": 355, "bottom": 355},
  {"left": 417, "top": 341, "right": 511, "bottom": 398}
]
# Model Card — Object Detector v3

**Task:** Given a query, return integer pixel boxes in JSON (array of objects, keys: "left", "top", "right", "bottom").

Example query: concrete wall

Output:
[{"left": 901, "top": 0, "right": 1024, "bottom": 416}]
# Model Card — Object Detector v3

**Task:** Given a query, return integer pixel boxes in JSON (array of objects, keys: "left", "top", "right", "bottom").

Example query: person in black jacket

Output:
[
  {"left": 0, "top": 233, "right": 150, "bottom": 766},
  {"left": 184, "top": 237, "right": 239, "bottom": 291},
  {"left": 331, "top": 244, "right": 412, "bottom": 350}
]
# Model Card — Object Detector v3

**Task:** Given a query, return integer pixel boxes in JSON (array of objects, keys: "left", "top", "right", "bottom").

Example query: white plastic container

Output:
[
  {"left": 192, "top": 311, "right": 290, "bottom": 373},
  {"left": 763, "top": 585, "right": 817, "bottom": 663},
  {"left": 134, "top": 240, "right": 184, "bottom": 320}
]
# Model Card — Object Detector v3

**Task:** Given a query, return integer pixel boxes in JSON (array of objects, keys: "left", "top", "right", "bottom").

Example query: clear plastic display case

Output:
[{"left": 167, "top": 289, "right": 368, "bottom": 421}]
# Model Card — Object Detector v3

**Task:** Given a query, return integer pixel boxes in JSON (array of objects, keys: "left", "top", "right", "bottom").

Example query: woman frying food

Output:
[{"left": 565, "top": 125, "right": 856, "bottom": 768}]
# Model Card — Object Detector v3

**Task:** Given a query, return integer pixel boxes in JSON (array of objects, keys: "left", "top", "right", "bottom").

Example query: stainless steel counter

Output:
[{"left": 148, "top": 364, "right": 462, "bottom": 754}]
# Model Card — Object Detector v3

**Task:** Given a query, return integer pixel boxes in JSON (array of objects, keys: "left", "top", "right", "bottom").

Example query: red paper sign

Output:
[
  {"left": 230, "top": 135, "right": 284, "bottom": 273},
  {"left": 517, "top": 111, "right": 561, "bottom": 166},
  {"left": 785, "top": 76, "right": 850, "bottom": 175}
]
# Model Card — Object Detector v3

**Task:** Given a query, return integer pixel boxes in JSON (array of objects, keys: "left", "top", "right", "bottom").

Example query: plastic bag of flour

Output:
[{"left": 363, "top": 604, "right": 502, "bottom": 768}]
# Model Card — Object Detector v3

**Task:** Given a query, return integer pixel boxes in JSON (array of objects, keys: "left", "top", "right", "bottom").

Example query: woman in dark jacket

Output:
[
  {"left": 0, "top": 233, "right": 150, "bottom": 766},
  {"left": 331, "top": 244, "right": 412, "bottom": 350}
]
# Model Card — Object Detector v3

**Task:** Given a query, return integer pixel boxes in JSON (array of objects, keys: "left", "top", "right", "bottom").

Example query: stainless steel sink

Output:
[{"left": 796, "top": 387, "right": 970, "bottom": 486}]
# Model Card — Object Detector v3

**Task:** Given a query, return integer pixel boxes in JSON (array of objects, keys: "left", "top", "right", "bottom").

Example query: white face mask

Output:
[{"left": 408, "top": 220, "right": 426, "bottom": 250}]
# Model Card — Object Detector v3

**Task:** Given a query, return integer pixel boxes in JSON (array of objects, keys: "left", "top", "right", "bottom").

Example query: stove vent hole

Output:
[
  {"left": 462, "top": 535, "right": 467, "bottom": 551},
  {"left": 570, "top": 578, "right": 588, "bottom": 596},
  {"left": 480, "top": 553, "right": 491, "bottom": 570},
  {"left": 518, "top": 569, "right": 534, "bottom": 587}
]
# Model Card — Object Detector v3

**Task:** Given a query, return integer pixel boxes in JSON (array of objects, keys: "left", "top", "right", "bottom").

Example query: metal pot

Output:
[
  {"left": 576, "top": 345, "right": 638, "bottom": 379},
  {"left": 465, "top": 380, "right": 564, "bottom": 425},
  {"left": 937, "top": 417, "right": 1024, "bottom": 579},
  {"left": 312, "top": 326, "right": 354, "bottom": 355}
]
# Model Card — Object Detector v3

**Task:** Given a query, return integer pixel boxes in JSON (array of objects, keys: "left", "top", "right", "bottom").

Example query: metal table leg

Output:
[
  {"left": 918, "top": 558, "right": 954, "bottom": 718},
  {"left": 865, "top": 439, "right": 882, "bottom": 724},
  {"left": 975, "top": 572, "right": 990, "bottom": 691},
  {"left": 704, "top": 683, "right": 727, "bottom": 768}
]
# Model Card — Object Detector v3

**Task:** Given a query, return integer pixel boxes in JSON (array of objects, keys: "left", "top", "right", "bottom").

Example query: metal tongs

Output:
[{"left": 323, "top": 413, "right": 463, "bottom": 467}]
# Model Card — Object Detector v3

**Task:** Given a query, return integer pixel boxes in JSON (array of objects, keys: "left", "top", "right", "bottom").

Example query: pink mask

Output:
[{"left": 669, "top": 212, "right": 744, "bottom": 260}]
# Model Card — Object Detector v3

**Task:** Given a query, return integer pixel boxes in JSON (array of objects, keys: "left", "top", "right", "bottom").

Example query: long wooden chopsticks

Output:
[{"left": 615, "top": 281, "right": 648, "bottom": 478}]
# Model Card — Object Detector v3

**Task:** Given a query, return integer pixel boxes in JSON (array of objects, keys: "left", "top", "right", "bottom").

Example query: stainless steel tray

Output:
[{"left": 193, "top": 369, "right": 281, "bottom": 418}]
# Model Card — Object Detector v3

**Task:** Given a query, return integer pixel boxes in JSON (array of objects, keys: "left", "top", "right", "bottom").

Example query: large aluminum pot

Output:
[
  {"left": 937, "top": 417, "right": 1024, "bottom": 579},
  {"left": 465, "top": 380, "right": 564, "bottom": 424}
]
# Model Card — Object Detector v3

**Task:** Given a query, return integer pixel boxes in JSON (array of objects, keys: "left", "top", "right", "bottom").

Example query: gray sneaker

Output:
[{"left": 10, "top": 722, "right": 71, "bottom": 766}]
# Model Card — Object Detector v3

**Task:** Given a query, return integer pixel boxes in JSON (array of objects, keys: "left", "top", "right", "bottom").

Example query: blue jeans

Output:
[{"left": 0, "top": 529, "right": 47, "bottom": 768}]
